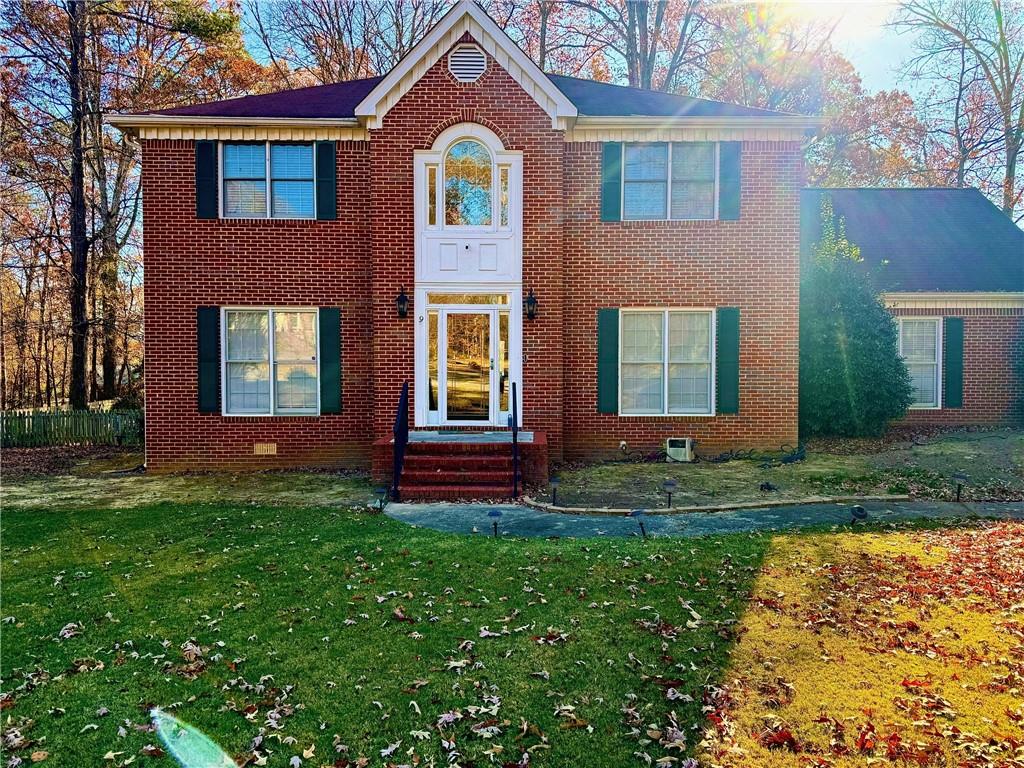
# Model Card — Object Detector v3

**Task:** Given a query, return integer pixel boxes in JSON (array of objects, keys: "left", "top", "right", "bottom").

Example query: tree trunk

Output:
[{"left": 67, "top": 0, "right": 89, "bottom": 409}]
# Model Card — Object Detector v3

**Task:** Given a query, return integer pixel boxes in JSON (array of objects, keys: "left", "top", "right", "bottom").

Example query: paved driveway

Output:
[{"left": 387, "top": 500, "right": 1023, "bottom": 538}]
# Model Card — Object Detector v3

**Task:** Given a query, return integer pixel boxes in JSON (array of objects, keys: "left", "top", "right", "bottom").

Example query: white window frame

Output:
[
  {"left": 619, "top": 308, "right": 717, "bottom": 417},
  {"left": 221, "top": 307, "right": 321, "bottom": 416},
  {"left": 621, "top": 142, "right": 720, "bottom": 222},
  {"left": 428, "top": 136, "right": 513, "bottom": 233},
  {"left": 219, "top": 142, "right": 317, "bottom": 220},
  {"left": 898, "top": 316, "right": 943, "bottom": 410}
]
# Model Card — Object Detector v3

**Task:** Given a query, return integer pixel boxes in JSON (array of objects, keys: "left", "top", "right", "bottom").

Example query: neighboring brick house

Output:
[
  {"left": 109, "top": 2, "right": 1018, "bottom": 496},
  {"left": 802, "top": 188, "right": 1024, "bottom": 426}
]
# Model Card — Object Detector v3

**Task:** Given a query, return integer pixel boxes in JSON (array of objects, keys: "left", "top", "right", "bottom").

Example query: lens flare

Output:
[{"left": 151, "top": 708, "right": 237, "bottom": 768}]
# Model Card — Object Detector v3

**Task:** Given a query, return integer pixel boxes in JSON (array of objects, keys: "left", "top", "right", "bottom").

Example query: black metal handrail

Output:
[
  {"left": 391, "top": 381, "right": 410, "bottom": 502},
  {"left": 511, "top": 381, "right": 519, "bottom": 499}
]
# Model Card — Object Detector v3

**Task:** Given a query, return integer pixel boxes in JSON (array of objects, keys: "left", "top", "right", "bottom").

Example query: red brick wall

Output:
[
  {"left": 562, "top": 141, "right": 804, "bottom": 458},
  {"left": 141, "top": 139, "right": 375, "bottom": 472},
  {"left": 890, "top": 306, "right": 1023, "bottom": 426},
  {"left": 368, "top": 35, "right": 567, "bottom": 456}
]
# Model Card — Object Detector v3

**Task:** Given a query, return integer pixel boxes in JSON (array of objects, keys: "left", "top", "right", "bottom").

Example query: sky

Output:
[{"left": 772, "top": 1, "right": 919, "bottom": 94}]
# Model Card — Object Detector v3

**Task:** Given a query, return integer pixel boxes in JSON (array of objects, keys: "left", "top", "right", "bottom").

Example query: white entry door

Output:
[{"left": 419, "top": 293, "right": 518, "bottom": 427}]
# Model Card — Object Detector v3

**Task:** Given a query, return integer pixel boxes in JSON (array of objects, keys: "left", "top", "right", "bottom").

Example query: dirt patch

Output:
[{"left": 1, "top": 446, "right": 142, "bottom": 478}]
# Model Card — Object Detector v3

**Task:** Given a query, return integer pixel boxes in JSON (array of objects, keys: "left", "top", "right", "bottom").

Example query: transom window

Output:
[
  {"left": 223, "top": 309, "right": 318, "bottom": 415},
  {"left": 222, "top": 142, "right": 315, "bottom": 219},
  {"left": 899, "top": 318, "right": 942, "bottom": 408},
  {"left": 622, "top": 142, "right": 718, "bottom": 221},
  {"left": 620, "top": 310, "right": 715, "bottom": 415}
]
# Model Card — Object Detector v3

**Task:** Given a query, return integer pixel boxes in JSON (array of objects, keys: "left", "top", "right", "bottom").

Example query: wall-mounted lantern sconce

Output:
[
  {"left": 524, "top": 288, "right": 538, "bottom": 320},
  {"left": 396, "top": 287, "right": 410, "bottom": 318}
]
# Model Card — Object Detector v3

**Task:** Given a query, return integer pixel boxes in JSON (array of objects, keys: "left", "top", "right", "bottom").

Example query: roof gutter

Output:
[
  {"left": 572, "top": 114, "right": 821, "bottom": 130},
  {"left": 105, "top": 114, "right": 363, "bottom": 133}
]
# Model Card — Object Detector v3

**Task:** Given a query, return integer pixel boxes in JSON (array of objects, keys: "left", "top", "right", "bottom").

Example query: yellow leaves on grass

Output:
[{"left": 699, "top": 523, "right": 1024, "bottom": 768}]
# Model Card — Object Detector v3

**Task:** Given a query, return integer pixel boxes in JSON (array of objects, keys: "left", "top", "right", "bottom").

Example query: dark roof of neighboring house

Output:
[
  {"left": 144, "top": 72, "right": 792, "bottom": 120},
  {"left": 801, "top": 188, "right": 1024, "bottom": 293}
]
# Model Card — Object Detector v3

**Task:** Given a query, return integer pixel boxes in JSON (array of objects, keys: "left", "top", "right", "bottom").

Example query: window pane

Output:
[
  {"left": 427, "top": 165, "right": 438, "bottom": 226},
  {"left": 227, "top": 362, "right": 270, "bottom": 413},
  {"left": 622, "top": 363, "right": 663, "bottom": 413},
  {"left": 669, "top": 312, "right": 711, "bottom": 362},
  {"left": 908, "top": 363, "right": 938, "bottom": 406},
  {"left": 669, "top": 362, "right": 711, "bottom": 413},
  {"left": 624, "top": 144, "right": 668, "bottom": 181},
  {"left": 271, "top": 180, "right": 314, "bottom": 218},
  {"left": 499, "top": 166, "right": 509, "bottom": 227},
  {"left": 672, "top": 143, "right": 715, "bottom": 181},
  {"left": 223, "top": 144, "right": 266, "bottom": 179},
  {"left": 275, "top": 363, "right": 317, "bottom": 410},
  {"left": 224, "top": 180, "right": 267, "bottom": 217},
  {"left": 273, "top": 311, "right": 316, "bottom": 361},
  {"left": 226, "top": 311, "right": 268, "bottom": 361},
  {"left": 622, "top": 313, "right": 663, "bottom": 363},
  {"left": 901, "top": 320, "right": 938, "bottom": 362},
  {"left": 270, "top": 144, "right": 313, "bottom": 179},
  {"left": 624, "top": 181, "right": 667, "bottom": 219},
  {"left": 445, "top": 139, "right": 492, "bottom": 226},
  {"left": 671, "top": 181, "right": 715, "bottom": 219}
]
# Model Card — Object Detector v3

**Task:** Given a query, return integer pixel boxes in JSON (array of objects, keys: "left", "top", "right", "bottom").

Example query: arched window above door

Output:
[{"left": 444, "top": 139, "right": 492, "bottom": 226}]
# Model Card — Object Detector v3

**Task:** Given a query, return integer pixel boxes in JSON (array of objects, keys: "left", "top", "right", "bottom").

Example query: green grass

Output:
[{"left": 2, "top": 501, "right": 768, "bottom": 767}]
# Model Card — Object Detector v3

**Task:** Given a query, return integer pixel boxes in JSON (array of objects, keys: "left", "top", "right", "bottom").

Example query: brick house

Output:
[
  {"left": 108, "top": 1, "right": 1020, "bottom": 496},
  {"left": 802, "top": 188, "right": 1023, "bottom": 426}
]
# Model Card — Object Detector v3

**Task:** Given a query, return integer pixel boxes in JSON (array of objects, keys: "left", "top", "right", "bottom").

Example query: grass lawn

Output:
[
  {"left": 4, "top": 495, "right": 1023, "bottom": 768},
  {"left": 547, "top": 429, "right": 1024, "bottom": 509},
  {"left": 2, "top": 500, "right": 765, "bottom": 767}
]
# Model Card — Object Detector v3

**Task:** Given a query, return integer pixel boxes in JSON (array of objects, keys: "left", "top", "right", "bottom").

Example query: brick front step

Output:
[
  {"left": 398, "top": 484, "right": 516, "bottom": 502},
  {"left": 402, "top": 469, "right": 518, "bottom": 486},
  {"left": 403, "top": 454, "right": 513, "bottom": 471},
  {"left": 405, "top": 440, "right": 514, "bottom": 455}
]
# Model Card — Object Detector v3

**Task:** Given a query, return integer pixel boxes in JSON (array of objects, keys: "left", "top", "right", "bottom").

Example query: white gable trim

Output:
[{"left": 354, "top": 0, "right": 577, "bottom": 130}]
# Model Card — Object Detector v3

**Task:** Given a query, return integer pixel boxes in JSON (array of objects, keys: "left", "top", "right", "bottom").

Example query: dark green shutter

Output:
[
  {"left": 319, "top": 307, "right": 342, "bottom": 413},
  {"left": 716, "top": 307, "right": 740, "bottom": 414},
  {"left": 197, "top": 307, "right": 220, "bottom": 413},
  {"left": 718, "top": 142, "right": 742, "bottom": 221},
  {"left": 600, "top": 142, "right": 622, "bottom": 222},
  {"left": 597, "top": 308, "right": 619, "bottom": 413},
  {"left": 195, "top": 140, "right": 218, "bottom": 219},
  {"left": 943, "top": 317, "right": 964, "bottom": 408},
  {"left": 315, "top": 141, "right": 337, "bottom": 221}
]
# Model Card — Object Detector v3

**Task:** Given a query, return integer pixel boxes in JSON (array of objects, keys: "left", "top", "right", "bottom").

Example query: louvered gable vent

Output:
[{"left": 448, "top": 44, "right": 486, "bottom": 83}]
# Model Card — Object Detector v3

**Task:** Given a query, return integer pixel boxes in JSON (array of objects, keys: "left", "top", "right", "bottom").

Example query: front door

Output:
[
  {"left": 444, "top": 311, "right": 491, "bottom": 422},
  {"left": 424, "top": 298, "right": 513, "bottom": 426}
]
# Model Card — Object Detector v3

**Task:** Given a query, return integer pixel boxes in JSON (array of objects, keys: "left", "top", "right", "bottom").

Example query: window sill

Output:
[{"left": 618, "top": 412, "right": 716, "bottom": 419}]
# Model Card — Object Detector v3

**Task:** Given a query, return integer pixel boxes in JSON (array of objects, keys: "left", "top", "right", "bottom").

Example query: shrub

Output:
[{"left": 800, "top": 197, "right": 912, "bottom": 437}]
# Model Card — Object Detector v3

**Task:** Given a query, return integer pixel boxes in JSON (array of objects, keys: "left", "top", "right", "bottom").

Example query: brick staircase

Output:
[{"left": 397, "top": 440, "right": 520, "bottom": 501}]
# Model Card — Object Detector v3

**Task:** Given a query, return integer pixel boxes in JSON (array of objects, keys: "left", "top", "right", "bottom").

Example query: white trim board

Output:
[{"left": 884, "top": 292, "right": 1024, "bottom": 310}]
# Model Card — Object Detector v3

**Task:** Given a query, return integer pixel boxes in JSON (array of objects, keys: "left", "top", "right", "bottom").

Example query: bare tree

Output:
[{"left": 896, "top": 0, "right": 1024, "bottom": 217}]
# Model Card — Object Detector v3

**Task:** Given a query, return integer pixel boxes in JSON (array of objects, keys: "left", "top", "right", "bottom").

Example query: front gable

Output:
[{"left": 354, "top": 0, "right": 577, "bottom": 130}]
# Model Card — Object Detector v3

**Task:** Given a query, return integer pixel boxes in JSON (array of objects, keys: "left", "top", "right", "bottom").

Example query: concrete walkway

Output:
[{"left": 386, "top": 499, "right": 1024, "bottom": 538}]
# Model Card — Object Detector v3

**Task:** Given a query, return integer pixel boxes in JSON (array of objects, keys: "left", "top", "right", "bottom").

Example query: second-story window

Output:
[
  {"left": 444, "top": 139, "right": 492, "bottom": 226},
  {"left": 622, "top": 142, "right": 718, "bottom": 221},
  {"left": 222, "top": 142, "right": 315, "bottom": 219}
]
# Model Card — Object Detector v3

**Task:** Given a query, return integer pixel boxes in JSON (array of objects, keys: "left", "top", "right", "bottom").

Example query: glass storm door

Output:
[
  {"left": 445, "top": 311, "right": 491, "bottom": 422},
  {"left": 425, "top": 303, "right": 511, "bottom": 426}
]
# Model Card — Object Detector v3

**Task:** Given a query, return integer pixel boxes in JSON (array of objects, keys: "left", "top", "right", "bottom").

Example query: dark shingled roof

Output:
[
  {"left": 801, "top": 188, "right": 1024, "bottom": 293},
  {"left": 144, "top": 73, "right": 793, "bottom": 120},
  {"left": 151, "top": 76, "right": 384, "bottom": 119},
  {"left": 545, "top": 74, "right": 788, "bottom": 118}
]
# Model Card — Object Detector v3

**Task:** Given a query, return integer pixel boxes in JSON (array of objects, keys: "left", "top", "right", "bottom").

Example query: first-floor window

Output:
[
  {"left": 899, "top": 317, "right": 941, "bottom": 408},
  {"left": 621, "top": 309, "right": 714, "bottom": 415},
  {"left": 224, "top": 309, "right": 318, "bottom": 415}
]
